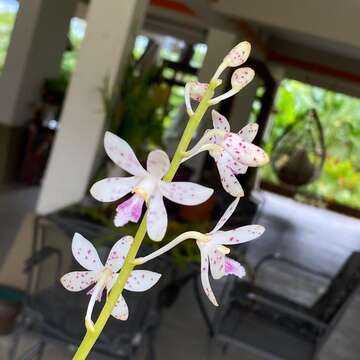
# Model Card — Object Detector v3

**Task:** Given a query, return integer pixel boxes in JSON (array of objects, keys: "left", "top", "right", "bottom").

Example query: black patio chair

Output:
[
  {"left": 210, "top": 251, "right": 360, "bottom": 360},
  {"left": 8, "top": 212, "right": 173, "bottom": 360}
]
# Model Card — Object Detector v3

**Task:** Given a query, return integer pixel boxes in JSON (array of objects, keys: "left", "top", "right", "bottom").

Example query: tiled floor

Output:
[{"left": 1, "top": 188, "right": 360, "bottom": 359}]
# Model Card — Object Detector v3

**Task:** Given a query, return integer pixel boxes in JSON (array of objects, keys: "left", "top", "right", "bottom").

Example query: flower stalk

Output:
[{"left": 72, "top": 79, "right": 220, "bottom": 359}]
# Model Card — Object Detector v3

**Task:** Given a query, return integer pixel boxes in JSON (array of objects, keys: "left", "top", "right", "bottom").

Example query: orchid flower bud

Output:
[
  {"left": 231, "top": 67, "right": 255, "bottom": 90},
  {"left": 209, "top": 67, "right": 255, "bottom": 105},
  {"left": 184, "top": 81, "right": 209, "bottom": 115},
  {"left": 223, "top": 41, "right": 251, "bottom": 67}
]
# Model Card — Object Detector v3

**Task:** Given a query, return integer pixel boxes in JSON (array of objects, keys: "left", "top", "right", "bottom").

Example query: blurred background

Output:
[{"left": 0, "top": 0, "right": 360, "bottom": 359}]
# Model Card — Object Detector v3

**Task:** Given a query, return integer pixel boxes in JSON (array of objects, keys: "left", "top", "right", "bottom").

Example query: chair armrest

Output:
[
  {"left": 246, "top": 292, "right": 327, "bottom": 329},
  {"left": 24, "top": 246, "right": 63, "bottom": 279},
  {"left": 253, "top": 253, "right": 332, "bottom": 283}
]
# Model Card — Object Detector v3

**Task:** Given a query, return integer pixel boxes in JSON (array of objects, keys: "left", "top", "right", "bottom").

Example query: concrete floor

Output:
[{"left": 1, "top": 188, "right": 360, "bottom": 359}]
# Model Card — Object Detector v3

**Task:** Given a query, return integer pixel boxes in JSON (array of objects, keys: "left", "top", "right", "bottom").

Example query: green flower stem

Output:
[{"left": 72, "top": 79, "right": 219, "bottom": 360}]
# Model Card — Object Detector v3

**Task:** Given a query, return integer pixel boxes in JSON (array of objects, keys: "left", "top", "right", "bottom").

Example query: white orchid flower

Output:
[
  {"left": 183, "top": 110, "right": 269, "bottom": 197},
  {"left": 61, "top": 233, "right": 161, "bottom": 331},
  {"left": 135, "top": 197, "right": 265, "bottom": 306},
  {"left": 90, "top": 132, "right": 214, "bottom": 241}
]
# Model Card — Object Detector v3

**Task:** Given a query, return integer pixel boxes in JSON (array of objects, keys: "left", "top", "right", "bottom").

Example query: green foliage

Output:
[
  {"left": 262, "top": 79, "right": 360, "bottom": 209},
  {"left": 100, "top": 63, "right": 170, "bottom": 159},
  {"left": 0, "top": 10, "right": 17, "bottom": 71}
]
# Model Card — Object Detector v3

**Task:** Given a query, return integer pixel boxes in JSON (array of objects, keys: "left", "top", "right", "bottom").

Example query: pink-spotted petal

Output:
[
  {"left": 125, "top": 270, "right": 161, "bottom": 292},
  {"left": 238, "top": 123, "right": 258, "bottom": 143},
  {"left": 216, "top": 148, "right": 247, "bottom": 175},
  {"left": 111, "top": 295, "right": 129, "bottom": 321},
  {"left": 224, "top": 41, "right": 251, "bottom": 67},
  {"left": 147, "top": 191, "right": 167, "bottom": 241},
  {"left": 104, "top": 132, "right": 146, "bottom": 177},
  {"left": 215, "top": 153, "right": 244, "bottom": 198},
  {"left": 212, "top": 225, "right": 265, "bottom": 245},
  {"left": 159, "top": 181, "right": 213, "bottom": 206},
  {"left": 105, "top": 236, "right": 133, "bottom": 272},
  {"left": 232, "top": 163, "right": 248, "bottom": 175},
  {"left": 87, "top": 285, "right": 104, "bottom": 302},
  {"left": 210, "top": 197, "right": 240, "bottom": 234},
  {"left": 223, "top": 133, "right": 269, "bottom": 167},
  {"left": 224, "top": 257, "right": 246, "bottom": 278},
  {"left": 211, "top": 110, "right": 230, "bottom": 132},
  {"left": 147, "top": 150, "right": 170, "bottom": 179},
  {"left": 90, "top": 176, "right": 138, "bottom": 202},
  {"left": 209, "top": 248, "right": 225, "bottom": 280},
  {"left": 72, "top": 233, "right": 103, "bottom": 271},
  {"left": 231, "top": 67, "right": 255, "bottom": 90},
  {"left": 60, "top": 271, "right": 98, "bottom": 292},
  {"left": 199, "top": 244, "right": 218, "bottom": 306}
]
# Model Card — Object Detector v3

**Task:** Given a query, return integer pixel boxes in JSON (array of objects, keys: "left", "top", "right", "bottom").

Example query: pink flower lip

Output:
[
  {"left": 115, "top": 194, "right": 144, "bottom": 226},
  {"left": 224, "top": 257, "right": 245, "bottom": 278}
]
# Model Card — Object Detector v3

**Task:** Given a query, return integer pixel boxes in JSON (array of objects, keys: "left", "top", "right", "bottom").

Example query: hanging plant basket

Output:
[{"left": 271, "top": 109, "right": 326, "bottom": 187}]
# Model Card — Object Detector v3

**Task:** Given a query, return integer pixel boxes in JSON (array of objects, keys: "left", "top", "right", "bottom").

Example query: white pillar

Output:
[
  {"left": 0, "top": 0, "right": 78, "bottom": 127},
  {"left": 37, "top": 0, "right": 148, "bottom": 215}
]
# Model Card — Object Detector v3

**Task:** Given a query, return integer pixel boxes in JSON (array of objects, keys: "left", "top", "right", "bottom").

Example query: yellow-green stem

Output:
[{"left": 72, "top": 79, "right": 219, "bottom": 359}]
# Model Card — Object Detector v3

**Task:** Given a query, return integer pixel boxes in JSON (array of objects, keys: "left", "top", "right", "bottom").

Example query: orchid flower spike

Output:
[
  {"left": 184, "top": 81, "right": 209, "bottom": 116},
  {"left": 61, "top": 233, "right": 161, "bottom": 331},
  {"left": 91, "top": 132, "right": 214, "bottom": 241},
  {"left": 135, "top": 197, "right": 265, "bottom": 306},
  {"left": 183, "top": 110, "right": 268, "bottom": 197}
]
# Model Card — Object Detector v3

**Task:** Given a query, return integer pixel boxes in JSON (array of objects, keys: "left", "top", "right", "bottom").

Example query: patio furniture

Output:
[
  {"left": 8, "top": 212, "right": 172, "bottom": 360},
  {"left": 210, "top": 252, "right": 360, "bottom": 360}
]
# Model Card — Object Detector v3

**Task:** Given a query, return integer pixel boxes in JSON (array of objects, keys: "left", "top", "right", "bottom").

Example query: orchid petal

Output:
[
  {"left": 72, "top": 233, "right": 103, "bottom": 271},
  {"left": 114, "top": 194, "right": 144, "bottom": 227},
  {"left": 147, "top": 191, "right": 167, "bottom": 241},
  {"left": 232, "top": 163, "right": 248, "bottom": 175},
  {"left": 212, "top": 224, "right": 265, "bottom": 245},
  {"left": 104, "top": 132, "right": 146, "bottom": 177},
  {"left": 214, "top": 152, "right": 244, "bottom": 198},
  {"left": 224, "top": 257, "right": 246, "bottom": 278},
  {"left": 87, "top": 285, "right": 104, "bottom": 302},
  {"left": 147, "top": 150, "right": 170, "bottom": 179},
  {"left": 125, "top": 270, "right": 161, "bottom": 292},
  {"left": 199, "top": 244, "right": 218, "bottom": 306},
  {"left": 231, "top": 67, "right": 255, "bottom": 90},
  {"left": 210, "top": 197, "right": 240, "bottom": 234},
  {"left": 224, "top": 41, "right": 251, "bottom": 67},
  {"left": 238, "top": 123, "right": 258, "bottom": 143},
  {"left": 216, "top": 148, "right": 247, "bottom": 175},
  {"left": 104, "top": 236, "right": 133, "bottom": 272},
  {"left": 211, "top": 110, "right": 230, "bottom": 132},
  {"left": 159, "top": 181, "right": 213, "bottom": 205},
  {"left": 223, "top": 133, "right": 269, "bottom": 167},
  {"left": 61, "top": 271, "right": 98, "bottom": 292},
  {"left": 209, "top": 248, "right": 225, "bottom": 280},
  {"left": 111, "top": 295, "right": 129, "bottom": 321},
  {"left": 90, "top": 176, "right": 138, "bottom": 202}
]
